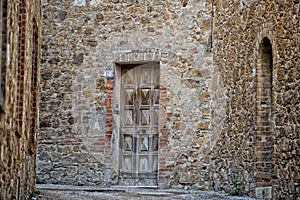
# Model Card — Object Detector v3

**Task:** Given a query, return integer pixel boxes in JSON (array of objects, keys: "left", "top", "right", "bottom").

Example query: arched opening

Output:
[
  {"left": 255, "top": 37, "right": 273, "bottom": 190},
  {"left": 17, "top": 0, "right": 27, "bottom": 136},
  {"left": 29, "top": 18, "right": 39, "bottom": 155}
]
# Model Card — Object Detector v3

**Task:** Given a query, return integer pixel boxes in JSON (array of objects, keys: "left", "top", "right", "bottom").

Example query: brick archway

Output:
[{"left": 255, "top": 37, "right": 273, "bottom": 197}]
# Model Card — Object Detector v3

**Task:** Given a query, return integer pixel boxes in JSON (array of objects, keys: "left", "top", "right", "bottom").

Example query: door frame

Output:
[{"left": 112, "top": 61, "right": 160, "bottom": 186}]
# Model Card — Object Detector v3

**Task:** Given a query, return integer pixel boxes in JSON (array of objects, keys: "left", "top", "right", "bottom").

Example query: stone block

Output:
[
  {"left": 197, "top": 121, "right": 210, "bottom": 130},
  {"left": 255, "top": 187, "right": 272, "bottom": 200}
]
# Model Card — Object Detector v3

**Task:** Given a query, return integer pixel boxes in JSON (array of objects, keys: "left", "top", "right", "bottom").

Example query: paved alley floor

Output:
[{"left": 36, "top": 184, "right": 255, "bottom": 200}]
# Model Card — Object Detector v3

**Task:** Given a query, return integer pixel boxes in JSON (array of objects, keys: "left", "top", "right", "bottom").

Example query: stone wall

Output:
[
  {"left": 38, "top": 0, "right": 300, "bottom": 198},
  {"left": 0, "top": 0, "right": 42, "bottom": 199},
  {"left": 38, "top": 0, "right": 214, "bottom": 188},
  {"left": 212, "top": 1, "right": 299, "bottom": 199}
]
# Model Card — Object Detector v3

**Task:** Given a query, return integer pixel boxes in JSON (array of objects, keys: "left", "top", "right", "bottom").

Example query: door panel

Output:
[
  {"left": 124, "top": 109, "right": 134, "bottom": 126},
  {"left": 140, "top": 109, "right": 150, "bottom": 126},
  {"left": 123, "top": 155, "right": 133, "bottom": 172},
  {"left": 153, "top": 134, "right": 159, "bottom": 151},
  {"left": 124, "top": 88, "right": 135, "bottom": 106},
  {"left": 123, "top": 134, "right": 133, "bottom": 151},
  {"left": 154, "top": 88, "right": 160, "bottom": 105},
  {"left": 140, "top": 88, "right": 151, "bottom": 105},
  {"left": 119, "top": 63, "right": 159, "bottom": 186}
]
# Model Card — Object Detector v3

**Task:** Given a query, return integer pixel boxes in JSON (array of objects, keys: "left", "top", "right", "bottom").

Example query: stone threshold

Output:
[
  {"left": 36, "top": 184, "right": 256, "bottom": 199},
  {"left": 36, "top": 184, "right": 177, "bottom": 195},
  {"left": 36, "top": 184, "right": 203, "bottom": 196}
]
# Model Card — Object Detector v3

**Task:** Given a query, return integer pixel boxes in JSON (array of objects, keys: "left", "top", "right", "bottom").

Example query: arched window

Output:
[{"left": 256, "top": 37, "right": 273, "bottom": 187}]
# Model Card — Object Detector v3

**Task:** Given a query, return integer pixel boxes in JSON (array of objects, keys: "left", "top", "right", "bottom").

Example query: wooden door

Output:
[{"left": 119, "top": 63, "right": 159, "bottom": 186}]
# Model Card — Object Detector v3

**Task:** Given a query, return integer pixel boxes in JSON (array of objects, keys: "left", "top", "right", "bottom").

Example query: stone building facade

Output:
[
  {"left": 212, "top": 1, "right": 299, "bottom": 199},
  {"left": 38, "top": 0, "right": 299, "bottom": 199},
  {"left": 0, "top": 0, "right": 42, "bottom": 199},
  {"left": 38, "top": 0, "right": 214, "bottom": 188}
]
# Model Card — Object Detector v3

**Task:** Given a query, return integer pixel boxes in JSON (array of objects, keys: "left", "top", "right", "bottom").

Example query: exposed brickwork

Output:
[
  {"left": 99, "top": 78, "right": 113, "bottom": 165},
  {"left": 29, "top": 19, "right": 39, "bottom": 154},
  {"left": 255, "top": 37, "right": 273, "bottom": 188},
  {"left": 0, "top": 0, "right": 42, "bottom": 199},
  {"left": 17, "top": 0, "right": 26, "bottom": 136}
]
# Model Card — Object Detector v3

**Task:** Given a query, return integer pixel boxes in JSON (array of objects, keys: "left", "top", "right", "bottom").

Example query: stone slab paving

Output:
[{"left": 36, "top": 184, "right": 255, "bottom": 200}]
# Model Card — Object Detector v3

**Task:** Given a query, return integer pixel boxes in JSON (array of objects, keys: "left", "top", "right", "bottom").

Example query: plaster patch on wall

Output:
[
  {"left": 240, "top": 0, "right": 258, "bottom": 7},
  {"left": 90, "top": 0, "right": 100, "bottom": 6},
  {"left": 90, "top": 0, "right": 135, "bottom": 6},
  {"left": 73, "top": 0, "right": 86, "bottom": 7}
]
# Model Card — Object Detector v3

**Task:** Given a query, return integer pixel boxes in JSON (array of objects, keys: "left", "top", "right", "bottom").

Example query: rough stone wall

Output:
[
  {"left": 0, "top": 0, "right": 42, "bottom": 199},
  {"left": 212, "top": 1, "right": 299, "bottom": 198},
  {"left": 38, "top": 0, "right": 214, "bottom": 188}
]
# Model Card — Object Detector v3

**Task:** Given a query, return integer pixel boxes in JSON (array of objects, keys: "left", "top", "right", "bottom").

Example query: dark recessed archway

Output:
[{"left": 255, "top": 37, "right": 273, "bottom": 189}]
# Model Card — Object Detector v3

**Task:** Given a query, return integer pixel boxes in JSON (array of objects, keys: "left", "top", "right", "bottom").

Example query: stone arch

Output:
[{"left": 255, "top": 37, "right": 273, "bottom": 194}]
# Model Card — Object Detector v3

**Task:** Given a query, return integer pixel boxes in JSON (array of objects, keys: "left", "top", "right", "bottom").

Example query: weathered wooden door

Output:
[{"left": 119, "top": 63, "right": 159, "bottom": 186}]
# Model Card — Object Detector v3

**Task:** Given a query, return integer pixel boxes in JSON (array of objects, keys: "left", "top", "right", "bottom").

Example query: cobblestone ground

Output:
[{"left": 36, "top": 185, "right": 255, "bottom": 200}]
